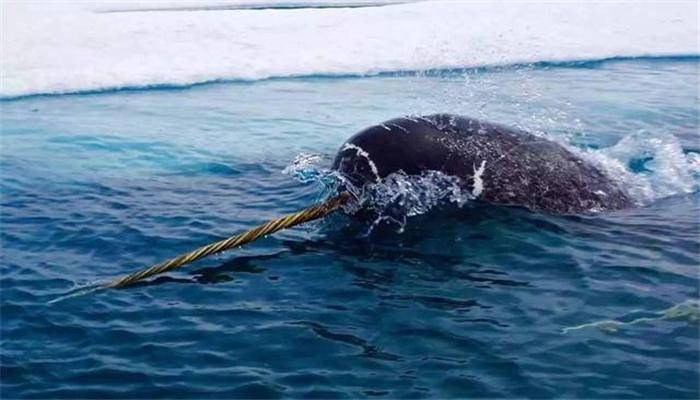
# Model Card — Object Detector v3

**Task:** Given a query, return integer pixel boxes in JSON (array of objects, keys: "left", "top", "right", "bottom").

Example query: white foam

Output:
[
  {"left": 471, "top": 160, "right": 487, "bottom": 197},
  {"left": 581, "top": 131, "right": 700, "bottom": 205},
  {"left": 359, "top": 170, "right": 472, "bottom": 233},
  {"left": 1, "top": 1, "right": 697, "bottom": 98}
]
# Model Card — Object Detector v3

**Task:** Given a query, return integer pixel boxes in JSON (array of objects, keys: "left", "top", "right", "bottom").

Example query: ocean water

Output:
[{"left": 1, "top": 57, "right": 699, "bottom": 398}]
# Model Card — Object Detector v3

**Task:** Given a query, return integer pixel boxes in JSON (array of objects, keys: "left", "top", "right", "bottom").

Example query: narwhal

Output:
[
  {"left": 332, "top": 113, "right": 632, "bottom": 214},
  {"left": 89, "top": 114, "right": 633, "bottom": 293}
]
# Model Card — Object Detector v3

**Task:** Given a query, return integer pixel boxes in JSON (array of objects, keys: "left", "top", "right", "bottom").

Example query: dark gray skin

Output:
[{"left": 332, "top": 114, "right": 633, "bottom": 214}]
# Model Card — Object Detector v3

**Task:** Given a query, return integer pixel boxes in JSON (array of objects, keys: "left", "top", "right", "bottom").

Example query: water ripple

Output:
[{"left": 1, "top": 58, "right": 698, "bottom": 398}]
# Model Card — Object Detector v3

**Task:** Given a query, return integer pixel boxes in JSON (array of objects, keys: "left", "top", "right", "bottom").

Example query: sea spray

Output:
[
  {"left": 284, "top": 152, "right": 474, "bottom": 234},
  {"left": 582, "top": 130, "right": 700, "bottom": 205}
]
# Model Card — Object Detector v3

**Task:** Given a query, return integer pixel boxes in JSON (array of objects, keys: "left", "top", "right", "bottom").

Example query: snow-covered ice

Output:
[{"left": 1, "top": 0, "right": 697, "bottom": 98}]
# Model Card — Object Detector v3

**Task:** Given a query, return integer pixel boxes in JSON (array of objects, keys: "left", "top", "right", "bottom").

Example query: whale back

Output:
[{"left": 332, "top": 114, "right": 633, "bottom": 214}]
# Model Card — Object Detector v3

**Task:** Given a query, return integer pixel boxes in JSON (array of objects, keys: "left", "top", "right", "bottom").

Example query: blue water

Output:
[{"left": 1, "top": 58, "right": 699, "bottom": 398}]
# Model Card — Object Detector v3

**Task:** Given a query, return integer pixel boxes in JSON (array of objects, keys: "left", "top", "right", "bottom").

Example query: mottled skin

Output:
[{"left": 332, "top": 114, "right": 633, "bottom": 214}]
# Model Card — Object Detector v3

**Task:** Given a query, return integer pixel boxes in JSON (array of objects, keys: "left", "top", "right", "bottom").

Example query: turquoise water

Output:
[{"left": 1, "top": 58, "right": 699, "bottom": 398}]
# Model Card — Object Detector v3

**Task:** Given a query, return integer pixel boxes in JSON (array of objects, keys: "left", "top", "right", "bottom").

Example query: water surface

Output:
[{"left": 1, "top": 58, "right": 699, "bottom": 398}]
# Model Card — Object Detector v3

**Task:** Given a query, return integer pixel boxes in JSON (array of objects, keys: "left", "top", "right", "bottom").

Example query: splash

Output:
[
  {"left": 282, "top": 153, "right": 329, "bottom": 184},
  {"left": 284, "top": 154, "right": 473, "bottom": 234},
  {"left": 357, "top": 170, "right": 473, "bottom": 234},
  {"left": 562, "top": 299, "right": 700, "bottom": 334},
  {"left": 581, "top": 130, "right": 700, "bottom": 205}
]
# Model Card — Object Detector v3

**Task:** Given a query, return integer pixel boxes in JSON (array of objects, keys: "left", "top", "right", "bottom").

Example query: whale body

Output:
[{"left": 332, "top": 114, "right": 633, "bottom": 214}]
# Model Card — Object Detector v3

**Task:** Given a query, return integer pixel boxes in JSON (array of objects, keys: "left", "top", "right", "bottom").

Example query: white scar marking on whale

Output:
[
  {"left": 390, "top": 123, "right": 409, "bottom": 133},
  {"left": 342, "top": 143, "right": 380, "bottom": 182},
  {"left": 472, "top": 160, "right": 487, "bottom": 197}
]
